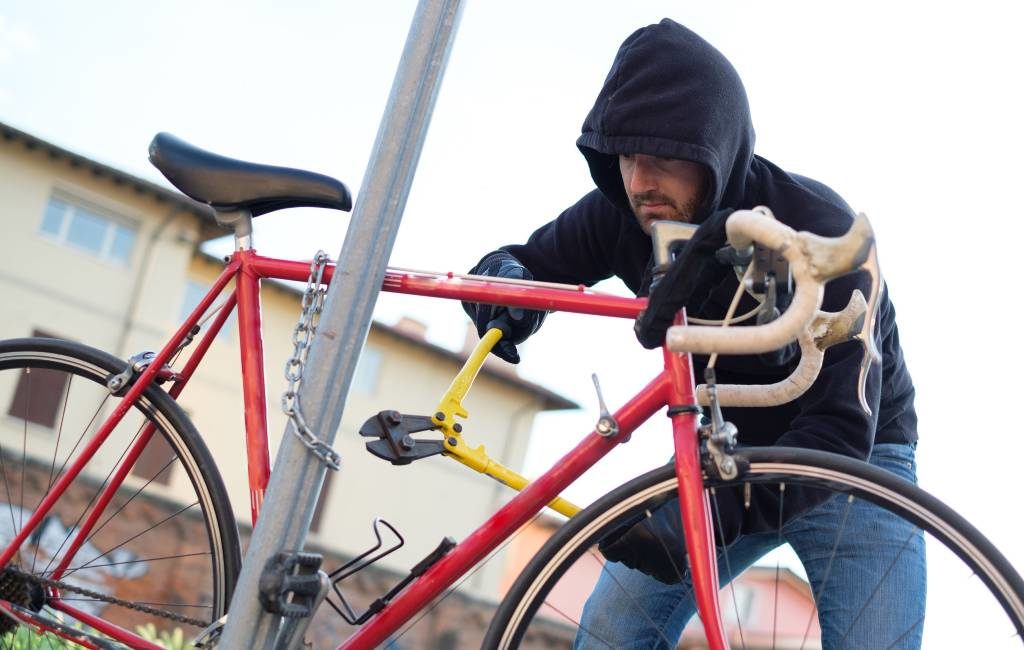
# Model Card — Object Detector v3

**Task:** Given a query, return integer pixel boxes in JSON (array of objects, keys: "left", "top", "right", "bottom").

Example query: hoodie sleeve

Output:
[{"left": 498, "top": 190, "right": 651, "bottom": 292}]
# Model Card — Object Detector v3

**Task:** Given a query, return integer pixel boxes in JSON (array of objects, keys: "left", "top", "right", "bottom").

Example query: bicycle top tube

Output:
[{"left": 244, "top": 253, "right": 647, "bottom": 319}]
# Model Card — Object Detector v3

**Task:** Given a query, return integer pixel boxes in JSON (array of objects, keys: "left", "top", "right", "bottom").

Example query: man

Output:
[{"left": 464, "top": 19, "right": 922, "bottom": 648}]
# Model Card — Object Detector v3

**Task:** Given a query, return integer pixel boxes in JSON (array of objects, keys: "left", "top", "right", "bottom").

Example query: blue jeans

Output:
[{"left": 574, "top": 443, "right": 926, "bottom": 649}]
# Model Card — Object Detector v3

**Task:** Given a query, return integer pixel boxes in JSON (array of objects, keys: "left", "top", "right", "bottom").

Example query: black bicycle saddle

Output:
[{"left": 148, "top": 132, "right": 352, "bottom": 217}]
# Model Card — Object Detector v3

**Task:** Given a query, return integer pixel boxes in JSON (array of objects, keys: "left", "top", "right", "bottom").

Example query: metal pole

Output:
[{"left": 218, "top": 0, "right": 464, "bottom": 646}]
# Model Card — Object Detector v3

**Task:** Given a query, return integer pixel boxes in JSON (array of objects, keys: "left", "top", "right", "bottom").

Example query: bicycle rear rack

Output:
[{"left": 326, "top": 518, "right": 455, "bottom": 625}]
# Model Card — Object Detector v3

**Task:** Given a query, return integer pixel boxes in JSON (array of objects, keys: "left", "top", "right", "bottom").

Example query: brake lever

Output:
[{"left": 854, "top": 241, "right": 884, "bottom": 416}]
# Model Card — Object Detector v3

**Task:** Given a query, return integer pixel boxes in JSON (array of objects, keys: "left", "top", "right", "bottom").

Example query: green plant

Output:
[
  {"left": 135, "top": 623, "right": 190, "bottom": 650},
  {"left": 2, "top": 626, "right": 80, "bottom": 649}
]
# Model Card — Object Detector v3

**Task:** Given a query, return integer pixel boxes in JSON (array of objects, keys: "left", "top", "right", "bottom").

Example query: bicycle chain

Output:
[
  {"left": 2, "top": 566, "right": 209, "bottom": 628},
  {"left": 282, "top": 250, "right": 343, "bottom": 470}
]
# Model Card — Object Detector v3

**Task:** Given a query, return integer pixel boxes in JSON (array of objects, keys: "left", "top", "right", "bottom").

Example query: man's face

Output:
[{"left": 618, "top": 154, "right": 707, "bottom": 234}]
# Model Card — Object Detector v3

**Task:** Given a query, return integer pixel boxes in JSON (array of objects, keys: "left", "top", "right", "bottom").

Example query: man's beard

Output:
[{"left": 629, "top": 190, "right": 700, "bottom": 228}]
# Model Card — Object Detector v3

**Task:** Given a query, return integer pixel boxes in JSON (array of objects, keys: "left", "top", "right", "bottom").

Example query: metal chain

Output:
[
  {"left": 281, "top": 251, "right": 343, "bottom": 471},
  {"left": 3, "top": 566, "right": 209, "bottom": 628}
]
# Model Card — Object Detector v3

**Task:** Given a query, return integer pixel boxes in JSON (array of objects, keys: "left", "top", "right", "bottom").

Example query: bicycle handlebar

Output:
[
  {"left": 666, "top": 207, "right": 873, "bottom": 355},
  {"left": 695, "top": 290, "right": 867, "bottom": 408},
  {"left": 667, "top": 207, "right": 883, "bottom": 414}
]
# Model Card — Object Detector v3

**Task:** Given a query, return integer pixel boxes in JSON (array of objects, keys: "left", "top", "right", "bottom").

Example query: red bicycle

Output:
[{"left": 1, "top": 134, "right": 1022, "bottom": 648}]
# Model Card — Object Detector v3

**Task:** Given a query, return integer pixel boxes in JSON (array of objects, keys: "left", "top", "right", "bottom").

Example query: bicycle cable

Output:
[{"left": 707, "top": 262, "right": 755, "bottom": 370}]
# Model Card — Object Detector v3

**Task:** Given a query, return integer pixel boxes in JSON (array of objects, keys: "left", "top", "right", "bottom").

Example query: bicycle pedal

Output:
[{"left": 258, "top": 551, "right": 325, "bottom": 618}]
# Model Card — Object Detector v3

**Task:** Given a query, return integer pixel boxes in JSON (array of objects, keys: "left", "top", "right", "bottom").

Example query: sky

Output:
[{"left": 2, "top": 0, "right": 1023, "bottom": 639}]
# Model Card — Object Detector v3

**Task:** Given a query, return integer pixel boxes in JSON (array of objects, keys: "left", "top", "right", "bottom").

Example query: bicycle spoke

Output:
[
  {"left": 33, "top": 388, "right": 114, "bottom": 576},
  {"left": 40, "top": 419, "right": 147, "bottom": 578},
  {"left": 884, "top": 613, "right": 925, "bottom": 650},
  {"left": 497, "top": 448, "right": 1024, "bottom": 650},
  {"left": 64, "top": 501, "right": 200, "bottom": 578},
  {"left": 836, "top": 524, "right": 918, "bottom": 646},
  {"left": 52, "top": 550, "right": 210, "bottom": 574},
  {"left": 0, "top": 445, "right": 19, "bottom": 543},
  {"left": 44, "top": 390, "right": 110, "bottom": 500},
  {"left": 0, "top": 343, "right": 238, "bottom": 642},
  {"left": 587, "top": 547, "right": 676, "bottom": 649},
  {"left": 82, "top": 454, "right": 178, "bottom": 548},
  {"left": 772, "top": 483, "right": 785, "bottom": 650},
  {"left": 711, "top": 488, "right": 747, "bottom": 650},
  {"left": 19, "top": 369, "right": 30, "bottom": 536},
  {"left": 539, "top": 593, "right": 617, "bottom": 649},
  {"left": 647, "top": 509, "right": 686, "bottom": 584},
  {"left": 33, "top": 375, "right": 74, "bottom": 576},
  {"left": 44, "top": 374, "right": 74, "bottom": 496},
  {"left": 800, "top": 493, "right": 854, "bottom": 650}
]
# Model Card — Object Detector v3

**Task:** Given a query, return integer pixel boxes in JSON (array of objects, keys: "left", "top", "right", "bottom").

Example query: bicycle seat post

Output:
[{"left": 215, "top": 208, "right": 254, "bottom": 251}]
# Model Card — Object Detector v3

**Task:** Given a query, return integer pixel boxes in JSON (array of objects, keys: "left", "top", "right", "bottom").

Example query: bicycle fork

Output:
[{"left": 664, "top": 315, "right": 731, "bottom": 650}]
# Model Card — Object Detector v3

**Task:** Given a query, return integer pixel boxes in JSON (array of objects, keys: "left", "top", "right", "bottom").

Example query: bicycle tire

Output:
[
  {"left": 0, "top": 337, "right": 240, "bottom": 644},
  {"left": 486, "top": 447, "right": 1024, "bottom": 649}
]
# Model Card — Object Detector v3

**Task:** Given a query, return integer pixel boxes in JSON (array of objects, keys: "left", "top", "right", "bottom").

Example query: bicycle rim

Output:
[
  {"left": 486, "top": 447, "right": 1024, "bottom": 649},
  {"left": 0, "top": 338, "right": 240, "bottom": 646}
]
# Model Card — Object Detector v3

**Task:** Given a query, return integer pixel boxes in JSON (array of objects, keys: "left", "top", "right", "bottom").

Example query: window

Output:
[
  {"left": 39, "top": 195, "right": 137, "bottom": 265},
  {"left": 178, "top": 280, "right": 236, "bottom": 340},
  {"left": 6, "top": 329, "right": 69, "bottom": 429},
  {"left": 130, "top": 432, "right": 175, "bottom": 486},
  {"left": 7, "top": 365, "right": 69, "bottom": 429}
]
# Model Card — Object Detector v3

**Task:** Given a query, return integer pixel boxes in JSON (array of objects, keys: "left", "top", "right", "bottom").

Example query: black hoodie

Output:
[{"left": 500, "top": 19, "right": 918, "bottom": 483}]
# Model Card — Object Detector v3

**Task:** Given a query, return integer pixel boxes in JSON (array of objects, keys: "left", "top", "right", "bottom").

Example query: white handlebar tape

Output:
[
  {"left": 695, "top": 332, "right": 822, "bottom": 407},
  {"left": 667, "top": 208, "right": 874, "bottom": 356},
  {"left": 694, "top": 290, "right": 867, "bottom": 407}
]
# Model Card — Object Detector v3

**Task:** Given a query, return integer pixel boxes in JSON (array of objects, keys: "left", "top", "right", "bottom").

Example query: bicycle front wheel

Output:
[
  {"left": 486, "top": 447, "right": 1024, "bottom": 649},
  {"left": 0, "top": 338, "right": 240, "bottom": 646}
]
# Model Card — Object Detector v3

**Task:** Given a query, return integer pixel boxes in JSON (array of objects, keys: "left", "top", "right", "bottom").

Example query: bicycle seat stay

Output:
[{"left": 148, "top": 132, "right": 352, "bottom": 218}]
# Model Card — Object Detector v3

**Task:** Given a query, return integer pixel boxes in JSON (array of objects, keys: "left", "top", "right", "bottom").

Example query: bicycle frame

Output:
[{"left": 0, "top": 248, "right": 733, "bottom": 650}]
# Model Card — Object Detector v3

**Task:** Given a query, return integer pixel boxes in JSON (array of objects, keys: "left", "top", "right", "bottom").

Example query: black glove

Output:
[
  {"left": 634, "top": 209, "right": 735, "bottom": 349},
  {"left": 462, "top": 251, "right": 547, "bottom": 364},
  {"left": 599, "top": 486, "right": 744, "bottom": 585}
]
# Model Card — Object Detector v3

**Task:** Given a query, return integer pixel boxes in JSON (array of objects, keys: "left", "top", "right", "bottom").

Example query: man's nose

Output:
[{"left": 627, "top": 157, "right": 657, "bottom": 194}]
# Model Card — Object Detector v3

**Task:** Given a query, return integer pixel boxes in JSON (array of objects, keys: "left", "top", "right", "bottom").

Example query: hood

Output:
[{"left": 577, "top": 19, "right": 755, "bottom": 223}]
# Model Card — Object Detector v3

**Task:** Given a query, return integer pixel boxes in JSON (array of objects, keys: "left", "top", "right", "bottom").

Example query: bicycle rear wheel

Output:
[
  {"left": 486, "top": 447, "right": 1024, "bottom": 649},
  {"left": 0, "top": 338, "right": 240, "bottom": 646}
]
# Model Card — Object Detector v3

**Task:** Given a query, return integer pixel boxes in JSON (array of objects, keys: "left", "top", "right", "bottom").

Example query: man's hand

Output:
[
  {"left": 634, "top": 208, "right": 734, "bottom": 348},
  {"left": 462, "top": 251, "right": 547, "bottom": 364}
]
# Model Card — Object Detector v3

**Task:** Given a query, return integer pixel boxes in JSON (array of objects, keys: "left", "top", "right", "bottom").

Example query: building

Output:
[{"left": 0, "top": 121, "right": 578, "bottom": 645}]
